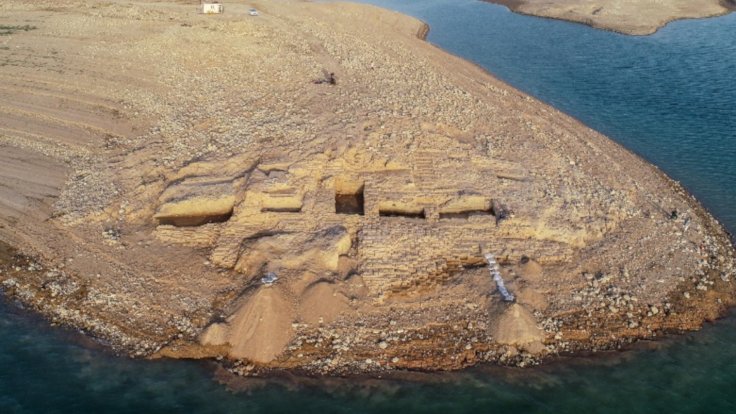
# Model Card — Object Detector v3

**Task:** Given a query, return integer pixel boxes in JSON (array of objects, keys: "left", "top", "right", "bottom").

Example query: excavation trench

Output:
[
  {"left": 439, "top": 208, "right": 494, "bottom": 220},
  {"left": 156, "top": 210, "right": 233, "bottom": 227},
  {"left": 335, "top": 186, "right": 365, "bottom": 215},
  {"left": 379, "top": 209, "right": 427, "bottom": 219}
]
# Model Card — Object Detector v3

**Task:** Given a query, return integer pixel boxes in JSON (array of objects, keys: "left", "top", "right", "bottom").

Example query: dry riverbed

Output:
[{"left": 0, "top": 0, "right": 734, "bottom": 376}]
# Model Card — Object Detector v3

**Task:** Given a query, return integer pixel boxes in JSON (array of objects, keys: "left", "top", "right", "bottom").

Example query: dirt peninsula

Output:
[
  {"left": 0, "top": 0, "right": 734, "bottom": 376},
  {"left": 488, "top": 0, "right": 735, "bottom": 35}
]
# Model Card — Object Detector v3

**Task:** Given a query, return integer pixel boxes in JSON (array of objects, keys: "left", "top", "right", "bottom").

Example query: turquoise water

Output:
[{"left": 2, "top": 1, "right": 736, "bottom": 412}]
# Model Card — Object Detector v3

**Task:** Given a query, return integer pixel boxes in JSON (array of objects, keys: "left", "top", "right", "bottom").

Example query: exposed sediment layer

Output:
[
  {"left": 488, "top": 0, "right": 735, "bottom": 35},
  {"left": 0, "top": 0, "right": 734, "bottom": 376}
]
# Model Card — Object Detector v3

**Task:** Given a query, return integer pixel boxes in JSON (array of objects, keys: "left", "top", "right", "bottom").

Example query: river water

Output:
[{"left": 2, "top": 1, "right": 735, "bottom": 412}]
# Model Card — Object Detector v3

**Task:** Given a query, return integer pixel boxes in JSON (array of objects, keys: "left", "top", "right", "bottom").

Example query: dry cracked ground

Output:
[{"left": 0, "top": 0, "right": 734, "bottom": 376}]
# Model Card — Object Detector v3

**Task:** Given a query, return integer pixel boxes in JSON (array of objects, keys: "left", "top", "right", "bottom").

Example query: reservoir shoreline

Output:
[{"left": 0, "top": 0, "right": 734, "bottom": 377}]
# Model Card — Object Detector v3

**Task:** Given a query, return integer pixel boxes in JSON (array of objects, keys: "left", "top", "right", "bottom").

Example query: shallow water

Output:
[
  {"left": 2, "top": 298, "right": 736, "bottom": 413},
  {"left": 2, "top": 1, "right": 736, "bottom": 412}
]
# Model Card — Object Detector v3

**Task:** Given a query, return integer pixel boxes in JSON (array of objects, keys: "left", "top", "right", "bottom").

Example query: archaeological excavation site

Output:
[{"left": 0, "top": 0, "right": 734, "bottom": 376}]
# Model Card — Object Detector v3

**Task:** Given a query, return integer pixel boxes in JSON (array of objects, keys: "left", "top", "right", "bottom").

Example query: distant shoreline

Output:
[{"left": 485, "top": 0, "right": 735, "bottom": 35}]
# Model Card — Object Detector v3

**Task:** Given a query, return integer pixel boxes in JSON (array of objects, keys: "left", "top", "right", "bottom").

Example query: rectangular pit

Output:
[
  {"left": 439, "top": 197, "right": 494, "bottom": 220},
  {"left": 379, "top": 208, "right": 426, "bottom": 219},
  {"left": 335, "top": 177, "right": 365, "bottom": 215},
  {"left": 438, "top": 208, "right": 494, "bottom": 220},
  {"left": 261, "top": 207, "right": 302, "bottom": 213},
  {"left": 157, "top": 210, "right": 233, "bottom": 227},
  {"left": 335, "top": 186, "right": 365, "bottom": 215}
]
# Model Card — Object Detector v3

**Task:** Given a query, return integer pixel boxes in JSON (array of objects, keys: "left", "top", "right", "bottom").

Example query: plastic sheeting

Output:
[
  {"left": 484, "top": 253, "right": 515, "bottom": 302},
  {"left": 260, "top": 272, "right": 278, "bottom": 286}
]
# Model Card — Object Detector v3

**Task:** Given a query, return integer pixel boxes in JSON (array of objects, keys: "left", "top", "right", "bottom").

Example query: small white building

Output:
[{"left": 201, "top": 2, "right": 224, "bottom": 14}]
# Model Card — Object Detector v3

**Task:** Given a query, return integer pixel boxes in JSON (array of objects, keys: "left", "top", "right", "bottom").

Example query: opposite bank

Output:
[{"left": 487, "top": 0, "right": 735, "bottom": 35}]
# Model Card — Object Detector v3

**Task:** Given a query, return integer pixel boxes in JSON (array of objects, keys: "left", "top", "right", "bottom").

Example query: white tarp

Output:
[{"left": 485, "top": 253, "right": 515, "bottom": 302}]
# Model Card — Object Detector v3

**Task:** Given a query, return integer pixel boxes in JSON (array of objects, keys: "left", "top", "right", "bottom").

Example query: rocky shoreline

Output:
[
  {"left": 0, "top": 0, "right": 734, "bottom": 377},
  {"left": 1, "top": 216, "right": 734, "bottom": 376}
]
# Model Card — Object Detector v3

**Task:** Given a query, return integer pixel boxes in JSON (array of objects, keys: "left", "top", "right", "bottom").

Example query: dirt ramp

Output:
[
  {"left": 493, "top": 304, "right": 544, "bottom": 347},
  {"left": 201, "top": 287, "right": 295, "bottom": 363},
  {"left": 299, "top": 282, "right": 351, "bottom": 325}
]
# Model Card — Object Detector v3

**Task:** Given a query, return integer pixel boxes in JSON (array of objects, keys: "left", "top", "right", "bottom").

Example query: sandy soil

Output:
[
  {"left": 0, "top": 0, "right": 734, "bottom": 376},
  {"left": 489, "top": 0, "right": 735, "bottom": 35}
]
